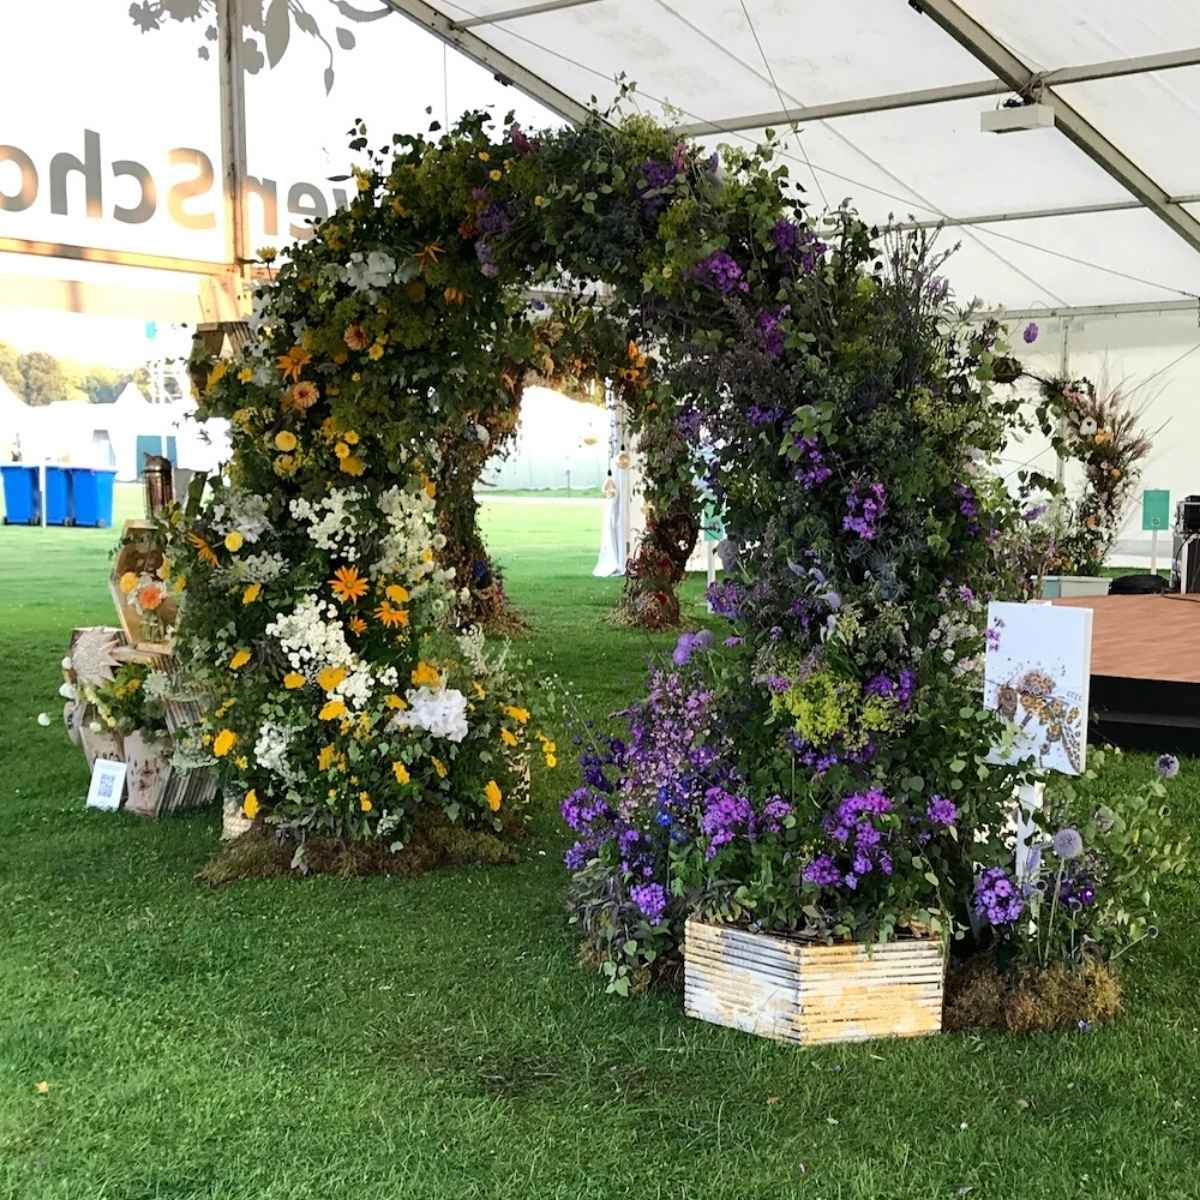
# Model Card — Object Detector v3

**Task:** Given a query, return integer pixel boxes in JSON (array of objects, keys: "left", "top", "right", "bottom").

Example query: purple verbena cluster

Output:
[
  {"left": 792, "top": 436, "right": 833, "bottom": 489},
  {"left": 770, "top": 219, "right": 827, "bottom": 273},
  {"left": 477, "top": 201, "right": 513, "bottom": 237},
  {"left": 637, "top": 158, "right": 679, "bottom": 218},
  {"left": 926, "top": 794, "right": 958, "bottom": 827},
  {"left": 842, "top": 481, "right": 887, "bottom": 540},
  {"left": 630, "top": 881, "right": 669, "bottom": 924},
  {"left": 693, "top": 250, "right": 749, "bottom": 294},
  {"left": 803, "top": 789, "right": 895, "bottom": 890},
  {"left": 864, "top": 668, "right": 916, "bottom": 709},
  {"left": 755, "top": 306, "right": 786, "bottom": 358},
  {"left": 706, "top": 579, "right": 742, "bottom": 620},
  {"left": 974, "top": 866, "right": 1025, "bottom": 926}
]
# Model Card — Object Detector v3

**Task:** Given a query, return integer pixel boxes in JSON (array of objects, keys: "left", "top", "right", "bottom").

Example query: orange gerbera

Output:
[
  {"left": 188, "top": 532, "right": 219, "bottom": 567},
  {"left": 138, "top": 581, "right": 166, "bottom": 611},
  {"left": 287, "top": 381, "right": 320, "bottom": 411},
  {"left": 329, "top": 565, "right": 368, "bottom": 604},
  {"left": 416, "top": 241, "right": 444, "bottom": 270},
  {"left": 348, "top": 615, "right": 368, "bottom": 635},
  {"left": 343, "top": 323, "right": 370, "bottom": 351},
  {"left": 277, "top": 346, "right": 311, "bottom": 381},
  {"left": 374, "top": 601, "right": 409, "bottom": 629}
]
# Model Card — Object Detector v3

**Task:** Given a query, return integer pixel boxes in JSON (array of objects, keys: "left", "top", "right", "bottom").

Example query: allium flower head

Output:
[
  {"left": 1052, "top": 827, "right": 1084, "bottom": 860},
  {"left": 1156, "top": 753, "right": 1180, "bottom": 779}
]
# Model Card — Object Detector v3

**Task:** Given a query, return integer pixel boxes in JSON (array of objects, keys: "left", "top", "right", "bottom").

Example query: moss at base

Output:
[
  {"left": 196, "top": 812, "right": 521, "bottom": 888},
  {"left": 944, "top": 957, "right": 1122, "bottom": 1034}
]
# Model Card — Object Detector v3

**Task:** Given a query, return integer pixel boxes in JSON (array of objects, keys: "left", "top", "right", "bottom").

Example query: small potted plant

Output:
[{"left": 89, "top": 663, "right": 172, "bottom": 816}]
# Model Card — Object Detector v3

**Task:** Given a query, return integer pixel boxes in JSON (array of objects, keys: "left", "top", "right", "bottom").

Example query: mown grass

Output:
[{"left": 1, "top": 498, "right": 1198, "bottom": 1200}]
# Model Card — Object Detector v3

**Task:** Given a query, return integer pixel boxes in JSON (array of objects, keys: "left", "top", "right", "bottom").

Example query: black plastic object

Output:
[{"left": 1108, "top": 573, "right": 1168, "bottom": 596}]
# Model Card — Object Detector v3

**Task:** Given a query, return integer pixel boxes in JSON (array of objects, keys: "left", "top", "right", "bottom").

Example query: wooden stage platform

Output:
[{"left": 1052, "top": 594, "right": 1200, "bottom": 746}]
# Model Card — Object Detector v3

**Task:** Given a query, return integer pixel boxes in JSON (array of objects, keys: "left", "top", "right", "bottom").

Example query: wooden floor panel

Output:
[{"left": 1052, "top": 594, "right": 1200, "bottom": 684}]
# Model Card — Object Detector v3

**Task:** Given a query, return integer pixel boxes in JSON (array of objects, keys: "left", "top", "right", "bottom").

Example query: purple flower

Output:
[
  {"left": 926, "top": 795, "right": 958, "bottom": 827},
  {"left": 1052, "top": 827, "right": 1084, "bottom": 860},
  {"left": 755, "top": 306, "right": 787, "bottom": 358},
  {"left": 706, "top": 580, "right": 742, "bottom": 620},
  {"left": 770, "top": 218, "right": 826, "bottom": 272},
  {"left": 477, "top": 201, "right": 512, "bottom": 237},
  {"left": 474, "top": 237, "right": 499, "bottom": 277},
  {"left": 700, "top": 786, "right": 755, "bottom": 858},
  {"left": 792, "top": 436, "right": 832, "bottom": 489},
  {"left": 1022, "top": 502, "right": 1048, "bottom": 523},
  {"left": 1023, "top": 321, "right": 1039, "bottom": 344},
  {"left": 843, "top": 481, "right": 887, "bottom": 540},
  {"left": 637, "top": 158, "right": 679, "bottom": 217},
  {"left": 509, "top": 123, "right": 534, "bottom": 156},
  {"left": 1156, "top": 753, "right": 1180, "bottom": 779},
  {"left": 630, "top": 882, "right": 668, "bottom": 924},
  {"left": 672, "top": 628, "right": 714, "bottom": 666},
  {"left": 973, "top": 866, "right": 1025, "bottom": 926},
  {"left": 803, "top": 854, "right": 842, "bottom": 887},
  {"left": 692, "top": 250, "right": 749, "bottom": 294}
]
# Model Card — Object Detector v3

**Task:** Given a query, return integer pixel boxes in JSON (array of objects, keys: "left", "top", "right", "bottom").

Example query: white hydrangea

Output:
[
  {"left": 389, "top": 686, "right": 469, "bottom": 743},
  {"left": 210, "top": 488, "right": 271, "bottom": 544},
  {"left": 291, "top": 489, "right": 361, "bottom": 555},
  {"left": 236, "top": 551, "right": 288, "bottom": 584},
  {"left": 254, "top": 721, "right": 295, "bottom": 777},
  {"left": 375, "top": 484, "right": 439, "bottom": 579},
  {"left": 266, "top": 595, "right": 354, "bottom": 672},
  {"left": 344, "top": 249, "right": 397, "bottom": 293}
]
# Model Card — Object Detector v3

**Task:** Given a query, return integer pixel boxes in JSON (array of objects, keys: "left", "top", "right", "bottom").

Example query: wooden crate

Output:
[{"left": 684, "top": 917, "right": 945, "bottom": 1046}]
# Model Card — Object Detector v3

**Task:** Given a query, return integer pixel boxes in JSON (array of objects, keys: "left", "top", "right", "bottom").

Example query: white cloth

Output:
[{"left": 593, "top": 481, "right": 625, "bottom": 577}]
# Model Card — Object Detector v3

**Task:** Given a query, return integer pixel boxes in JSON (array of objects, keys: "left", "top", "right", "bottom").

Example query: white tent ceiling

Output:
[{"left": 387, "top": 0, "right": 1200, "bottom": 313}]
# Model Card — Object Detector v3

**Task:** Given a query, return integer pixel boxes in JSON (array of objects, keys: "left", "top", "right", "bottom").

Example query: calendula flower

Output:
[
  {"left": 288, "top": 381, "right": 319, "bottom": 411},
  {"left": 188, "top": 532, "right": 219, "bottom": 567},
  {"left": 359, "top": 793, "right": 373, "bottom": 812},
  {"left": 545, "top": 754, "right": 558, "bottom": 768},
  {"left": 392, "top": 761, "right": 410, "bottom": 785},
  {"left": 283, "top": 672, "right": 305, "bottom": 689},
  {"left": 411, "top": 661, "right": 441, "bottom": 688},
  {"left": 367, "top": 342, "right": 385, "bottom": 361},
  {"left": 317, "top": 664, "right": 348, "bottom": 692},
  {"left": 431, "top": 756, "right": 448, "bottom": 779},
  {"left": 503, "top": 705, "right": 530, "bottom": 724},
  {"left": 340, "top": 455, "right": 365, "bottom": 477},
  {"left": 237, "top": 366, "right": 254, "bottom": 383},
  {"left": 213, "top": 729, "right": 237, "bottom": 757},
  {"left": 277, "top": 345, "right": 311, "bottom": 381},
  {"left": 274, "top": 455, "right": 298, "bottom": 478},
  {"left": 500, "top": 727, "right": 518, "bottom": 748},
  {"left": 243, "top": 789, "right": 260, "bottom": 819},
  {"left": 274, "top": 430, "right": 298, "bottom": 452},
  {"left": 119, "top": 571, "right": 139, "bottom": 594},
  {"left": 444, "top": 287, "right": 466, "bottom": 305},
  {"left": 242, "top": 582, "right": 262, "bottom": 604},
  {"left": 343, "top": 430, "right": 360, "bottom": 445},
  {"left": 225, "top": 530, "right": 244, "bottom": 552},
  {"left": 330, "top": 564, "right": 368, "bottom": 603},
  {"left": 348, "top": 615, "right": 368, "bottom": 635},
  {"left": 230, "top": 648, "right": 252, "bottom": 670},
  {"left": 385, "top": 693, "right": 407, "bottom": 710},
  {"left": 319, "top": 699, "right": 348, "bottom": 721},
  {"left": 484, "top": 779, "right": 502, "bottom": 811},
  {"left": 317, "top": 744, "right": 337, "bottom": 771},
  {"left": 385, "top": 584, "right": 410, "bottom": 604},
  {"left": 375, "top": 600, "right": 409, "bottom": 628},
  {"left": 344, "top": 323, "right": 370, "bottom": 351},
  {"left": 334, "top": 442, "right": 350, "bottom": 460},
  {"left": 205, "top": 361, "right": 227, "bottom": 393}
]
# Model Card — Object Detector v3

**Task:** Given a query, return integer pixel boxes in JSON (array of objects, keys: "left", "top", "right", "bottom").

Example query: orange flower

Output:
[
  {"left": 411, "top": 661, "right": 441, "bottom": 688},
  {"left": 484, "top": 779, "right": 502, "bottom": 811},
  {"left": 212, "top": 729, "right": 237, "bottom": 757},
  {"left": 340, "top": 455, "right": 365, "bottom": 477},
  {"left": 443, "top": 287, "right": 466, "bottom": 306},
  {"left": 243, "top": 790, "right": 260, "bottom": 819},
  {"left": 385, "top": 584, "right": 410, "bottom": 604},
  {"left": 385, "top": 694, "right": 407, "bottom": 710},
  {"left": 374, "top": 601, "right": 409, "bottom": 628},
  {"left": 138, "top": 582, "right": 165, "bottom": 611},
  {"left": 348, "top": 615, "right": 368, "bottom": 635},
  {"left": 277, "top": 346, "right": 311, "bottom": 381},
  {"left": 329, "top": 565, "right": 368, "bottom": 604},
  {"left": 319, "top": 699, "right": 348, "bottom": 721},
  {"left": 416, "top": 241, "right": 444, "bottom": 270},
  {"left": 359, "top": 793, "right": 373, "bottom": 813},
  {"left": 287, "top": 381, "right": 320, "bottom": 411},
  {"left": 230, "top": 648, "right": 252, "bottom": 671},
  {"left": 188, "top": 532, "right": 219, "bottom": 567},
  {"left": 283, "top": 672, "right": 305, "bottom": 689},
  {"left": 343, "top": 323, "right": 370, "bottom": 351}
]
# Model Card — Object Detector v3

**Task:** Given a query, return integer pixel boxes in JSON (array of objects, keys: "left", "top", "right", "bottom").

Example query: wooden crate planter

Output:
[
  {"left": 684, "top": 917, "right": 945, "bottom": 1046},
  {"left": 109, "top": 521, "right": 176, "bottom": 653}
]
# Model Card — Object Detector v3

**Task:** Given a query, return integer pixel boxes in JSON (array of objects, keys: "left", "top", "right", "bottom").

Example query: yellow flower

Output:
[
  {"left": 392, "top": 761, "right": 410, "bottom": 785},
  {"left": 319, "top": 699, "right": 348, "bottom": 721},
  {"left": 287, "top": 380, "right": 320, "bottom": 411},
  {"left": 340, "top": 455, "right": 365, "bottom": 477},
  {"left": 274, "top": 430, "right": 298, "bottom": 452},
  {"left": 484, "top": 779, "right": 502, "bottom": 811},
  {"left": 473, "top": 680, "right": 486, "bottom": 700},
  {"left": 421, "top": 475, "right": 437, "bottom": 498},
  {"left": 533, "top": 195, "right": 547, "bottom": 208},
  {"left": 334, "top": 441, "right": 350, "bottom": 460},
  {"left": 212, "top": 729, "right": 237, "bottom": 757},
  {"left": 257, "top": 245, "right": 278, "bottom": 263},
  {"left": 205, "top": 360, "right": 227, "bottom": 394},
  {"left": 318, "top": 744, "right": 337, "bottom": 772},
  {"left": 317, "top": 665, "right": 348, "bottom": 692},
  {"left": 545, "top": 754, "right": 558, "bottom": 768},
  {"left": 421, "top": 547, "right": 433, "bottom": 563},
  {"left": 237, "top": 366, "right": 254, "bottom": 383},
  {"left": 503, "top": 705, "right": 530, "bottom": 725},
  {"left": 374, "top": 600, "right": 409, "bottom": 628},
  {"left": 343, "top": 430, "right": 360, "bottom": 445},
  {"left": 235, "top": 756, "right": 248, "bottom": 770},
  {"left": 385, "top": 584, "right": 410, "bottom": 604},
  {"left": 367, "top": 342, "right": 385, "bottom": 361},
  {"left": 119, "top": 571, "right": 139, "bottom": 594},
  {"left": 174, "top": 575, "right": 187, "bottom": 593},
  {"left": 224, "top": 530, "right": 244, "bottom": 553},
  {"left": 411, "top": 661, "right": 441, "bottom": 688},
  {"left": 329, "top": 564, "right": 368, "bottom": 603},
  {"left": 431, "top": 756, "right": 448, "bottom": 779},
  {"left": 489, "top": 169, "right": 502, "bottom": 182},
  {"left": 283, "top": 672, "right": 305, "bottom": 689},
  {"left": 188, "top": 532, "right": 220, "bottom": 567},
  {"left": 344, "top": 323, "right": 370, "bottom": 351},
  {"left": 500, "top": 728, "right": 518, "bottom": 748},
  {"left": 274, "top": 455, "right": 298, "bottom": 478},
  {"left": 478, "top": 151, "right": 490, "bottom": 162},
  {"left": 359, "top": 792, "right": 373, "bottom": 812},
  {"left": 243, "top": 789, "right": 260, "bottom": 819},
  {"left": 229, "top": 648, "right": 252, "bottom": 670},
  {"left": 385, "top": 693, "right": 407, "bottom": 710},
  {"left": 242, "top": 582, "right": 262, "bottom": 604}
]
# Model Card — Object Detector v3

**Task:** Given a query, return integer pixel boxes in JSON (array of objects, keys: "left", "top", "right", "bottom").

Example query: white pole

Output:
[
  {"left": 1014, "top": 779, "right": 1044, "bottom": 884},
  {"left": 1151, "top": 528, "right": 1158, "bottom": 575},
  {"left": 39, "top": 461, "right": 46, "bottom": 528}
]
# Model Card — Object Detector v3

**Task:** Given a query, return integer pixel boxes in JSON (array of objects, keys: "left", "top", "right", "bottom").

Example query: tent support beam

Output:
[
  {"left": 979, "top": 299, "right": 1200, "bottom": 322},
  {"left": 915, "top": 0, "right": 1200, "bottom": 258},
  {"left": 217, "top": 0, "right": 250, "bottom": 268},
  {"left": 452, "top": 0, "right": 605, "bottom": 28},
  {"left": 381, "top": 0, "right": 597, "bottom": 127},
  {"left": 889, "top": 192, "right": 1200, "bottom": 230},
  {"left": 673, "top": 44, "right": 1200, "bottom": 137}
]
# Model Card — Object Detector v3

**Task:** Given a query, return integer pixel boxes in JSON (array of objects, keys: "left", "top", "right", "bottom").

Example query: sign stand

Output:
[
  {"left": 1014, "top": 779, "right": 1045, "bottom": 885},
  {"left": 1142, "top": 488, "right": 1169, "bottom": 578}
]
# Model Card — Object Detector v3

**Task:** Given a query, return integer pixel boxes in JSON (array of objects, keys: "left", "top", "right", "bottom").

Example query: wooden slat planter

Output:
[{"left": 684, "top": 917, "right": 945, "bottom": 1046}]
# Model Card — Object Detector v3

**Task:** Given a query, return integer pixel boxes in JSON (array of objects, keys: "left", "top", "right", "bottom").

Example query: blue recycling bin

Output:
[
  {"left": 43, "top": 466, "right": 71, "bottom": 525},
  {"left": 1, "top": 464, "right": 40, "bottom": 524},
  {"left": 70, "top": 467, "right": 118, "bottom": 527}
]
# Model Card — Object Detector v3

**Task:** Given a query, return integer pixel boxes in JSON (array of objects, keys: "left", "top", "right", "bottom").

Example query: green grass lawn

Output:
[{"left": 1, "top": 500, "right": 1198, "bottom": 1199}]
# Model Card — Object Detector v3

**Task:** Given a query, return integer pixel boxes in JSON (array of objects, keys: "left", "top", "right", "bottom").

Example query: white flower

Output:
[
  {"left": 89, "top": 720, "right": 102, "bottom": 733},
  {"left": 266, "top": 595, "right": 354, "bottom": 672},
  {"left": 291, "top": 490, "right": 362, "bottom": 555},
  {"left": 1079, "top": 416, "right": 1098, "bottom": 437},
  {"left": 344, "top": 249, "right": 397, "bottom": 293},
  {"left": 58, "top": 682, "right": 77, "bottom": 701},
  {"left": 389, "top": 687, "right": 469, "bottom": 743},
  {"left": 37, "top": 712, "right": 51, "bottom": 727},
  {"left": 254, "top": 722, "right": 295, "bottom": 777},
  {"left": 210, "top": 489, "right": 271, "bottom": 544},
  {"left": 61, "top": 656, "right": 72, "bottom": 670}
]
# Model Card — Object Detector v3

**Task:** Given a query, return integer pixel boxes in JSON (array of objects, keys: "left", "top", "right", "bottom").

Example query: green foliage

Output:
[{"left": 17, "top": 350, "right": 69, "bottom": 407}]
